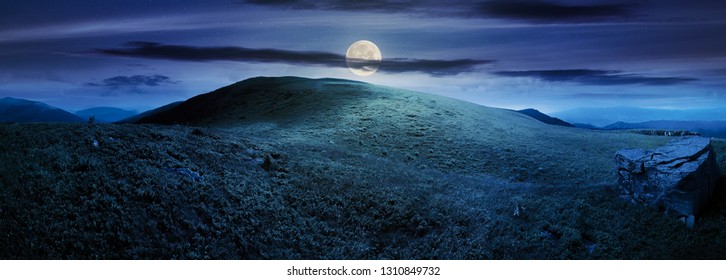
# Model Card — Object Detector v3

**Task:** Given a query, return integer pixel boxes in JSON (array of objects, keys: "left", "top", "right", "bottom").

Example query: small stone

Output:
[
  {"left": 686, "top": 215, "right": 696, "bottom": 229},
  {"left": 584, "top": 241, "right": 597, "bottom": 255},
  {"left": 513, "top": 205, "right": 525, "bottom": 217},
  {"left": 261, "top": 155, "right": 274, "bottom": 171}
]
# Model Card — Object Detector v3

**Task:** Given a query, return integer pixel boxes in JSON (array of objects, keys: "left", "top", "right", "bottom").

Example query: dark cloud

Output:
[
  {"left": 243, "top": 0, "right": 633, "bottom": 22},
  {"left": 98, "top": 41, "right": 344, "bottom": 65},
  {"left": 382, "top": 58, "right": 491, "bottom": 77},
  {"left": 95, "top": 42, "right": 493, "bottom": 76},
  {"left": 87, "top": 74, "right": 178, "bottom": 88},
  {"left": 493, "top": 69, "right": 697, "bottom": 86},
  {"left": 475, "top": 1, "right": 630, "bottom": 22}
]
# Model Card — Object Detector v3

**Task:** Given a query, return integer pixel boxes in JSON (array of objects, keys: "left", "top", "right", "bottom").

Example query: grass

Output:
[{"left": 2, "top": 122, "right": 725, "bottom": 259}]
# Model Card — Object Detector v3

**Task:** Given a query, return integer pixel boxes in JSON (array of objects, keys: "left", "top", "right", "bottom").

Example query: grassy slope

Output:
[
  {"left": 139, "top": 77, "right": 670, "bottom": 187},
  {"left": 2, "top": 77, "right": 725, "bottom": 259}
]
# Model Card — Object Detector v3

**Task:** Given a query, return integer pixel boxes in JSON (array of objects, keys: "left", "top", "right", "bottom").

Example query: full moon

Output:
[{"left": 346, "top": 40, "right": 382, "bottom": 77}]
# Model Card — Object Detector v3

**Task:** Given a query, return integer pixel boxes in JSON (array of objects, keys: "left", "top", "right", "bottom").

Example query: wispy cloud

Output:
[
  {"left": 493, "top": 69, "right": 697, "bottom": 86},
  {"left": 0, "top": 11, "right": 263, "bottom": 43},
  {"left": 95, "top": 42, "right": 494, "bottom": 76},
  {"left": 87, "top": 75, "right": 178, "bottom": 88}
]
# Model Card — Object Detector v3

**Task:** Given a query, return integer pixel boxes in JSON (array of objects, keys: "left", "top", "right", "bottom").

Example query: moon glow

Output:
[{"left": 346, "top": 40, "right": 382, "bottom": 76}]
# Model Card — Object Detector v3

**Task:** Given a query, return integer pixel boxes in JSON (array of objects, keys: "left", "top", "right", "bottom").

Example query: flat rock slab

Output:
[{"left": 616, "top": 137, "right": 719, "bottom": 218}]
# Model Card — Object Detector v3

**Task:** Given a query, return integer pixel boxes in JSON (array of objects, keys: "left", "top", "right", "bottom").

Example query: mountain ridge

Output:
[
  {"left": 0, "top": 97, "right": 83, "bottom": 123},
  {"left": 552, "top": 106, "right": 726, "bottom": 127},
  {"left": 602, "top": 120, "right": 726, "bottom": 138}
]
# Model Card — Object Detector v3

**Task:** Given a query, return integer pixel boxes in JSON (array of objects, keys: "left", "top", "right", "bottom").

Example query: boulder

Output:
[{"left": 615, "top": 137, "right": 719, "bottom": 218}]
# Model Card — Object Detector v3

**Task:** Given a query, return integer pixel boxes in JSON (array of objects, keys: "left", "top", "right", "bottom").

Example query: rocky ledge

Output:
[{"left": 616, "top": 137, "right": 720, "bottom": 221}]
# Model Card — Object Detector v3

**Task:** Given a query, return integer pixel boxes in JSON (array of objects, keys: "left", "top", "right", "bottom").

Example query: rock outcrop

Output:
[
  {"left": 632, "top": 130, "right": 699, "bottom": 137},
  {"left": 615, "top": 137, "right": 719, "bottom": 218}
]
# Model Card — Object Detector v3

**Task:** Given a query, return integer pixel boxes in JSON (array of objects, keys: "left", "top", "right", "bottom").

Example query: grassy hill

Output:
[
  {"left": 136, "top": 77, "right": 669, "bottom": 186},
  {"left": 2, "top": 77, "right": 725, "bottom": 259}
]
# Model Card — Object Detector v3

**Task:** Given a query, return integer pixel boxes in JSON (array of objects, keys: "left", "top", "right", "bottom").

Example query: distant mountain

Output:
[
  {"left": 515, "top": 108, "right": 573, "bottom": 127},
  {"left": 572, "top": 123, "right": 599, "bottom": 130},
  {"left": 602, "top": 120, "right": 726, "bottom": 138},
  {"left": 117, "top": 101, "right": 182, "bottom": 123},
  {"left": 0, "top": 97, "right": 83, "bottom": 123},
  {"left": 76, "top": 107, "right": 138, "bottom": 123},
  {"left": 552, "top": 107, "right": 726, "bottom": 127}
]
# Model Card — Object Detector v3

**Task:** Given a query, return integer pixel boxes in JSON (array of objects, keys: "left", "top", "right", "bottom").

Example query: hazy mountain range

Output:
[
  {"left": 545, "top": 106, "right": 726, "bottom": 138},
  {"left": 552, "top": 107, "right": 726, "bottom": 127},
  {"left": 75, "top": 107, "right": 138, "bottom": 123},
  {"left": 0, "top": 97, "right": 138, "bottom": 123},
  {"left": 602, "top": 120, "right": 726, "bottom": 138}
]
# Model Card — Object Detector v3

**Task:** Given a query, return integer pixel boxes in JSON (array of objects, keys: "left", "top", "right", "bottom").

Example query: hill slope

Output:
[
  {"left": 0, "top": 97, "right": 83, "bottom": 123},
  {"left": 118, "top": 101, "right": 182, "bottom": 123},
  {"left": 516, "top": 108, "right": 574, "bottom": 127},
  {"left": 138, "top": 76, "right": 667, "bottom": 186}
]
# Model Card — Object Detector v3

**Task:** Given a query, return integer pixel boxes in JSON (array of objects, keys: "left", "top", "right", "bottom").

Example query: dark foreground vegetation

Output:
[{"left": 2, "top": 123, "right": 725, "bottom": 259}]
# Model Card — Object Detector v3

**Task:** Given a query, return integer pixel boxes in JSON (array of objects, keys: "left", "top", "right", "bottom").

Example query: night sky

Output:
[{"left": 1, "top": 0, "right": 725, "bottom": 113}]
